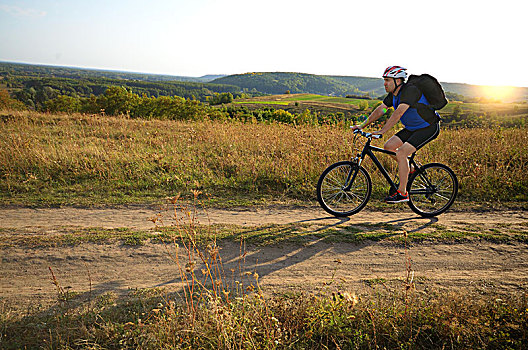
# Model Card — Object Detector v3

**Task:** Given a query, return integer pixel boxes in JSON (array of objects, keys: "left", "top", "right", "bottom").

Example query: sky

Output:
[{"left": 0, "top": 0, "right": 527, "bottom": 87}]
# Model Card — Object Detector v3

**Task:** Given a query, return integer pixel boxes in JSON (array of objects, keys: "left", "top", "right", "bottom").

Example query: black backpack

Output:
[{"left": 406, "top": 74, "right": 448, "bottom": 124}]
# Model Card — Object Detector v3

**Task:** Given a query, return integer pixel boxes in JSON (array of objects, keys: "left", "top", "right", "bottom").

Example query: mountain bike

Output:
[{"left": 316, "top": 129, "right": 458, "bottom": 218}]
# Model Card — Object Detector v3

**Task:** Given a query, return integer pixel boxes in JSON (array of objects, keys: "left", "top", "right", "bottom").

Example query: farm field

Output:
[
  {"left": 232, "top": 93, "right": 528, "bottom": 123},
  {"left": 1, "top": 109, "right": 527, "bottom": 348},
  {"left": 232, "top": 93, "right": 378, "bottom": 115}
]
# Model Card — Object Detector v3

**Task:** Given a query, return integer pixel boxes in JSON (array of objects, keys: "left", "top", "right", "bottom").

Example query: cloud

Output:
[{"left": 0, "top": 4, "right": 46, "bottom": 18}]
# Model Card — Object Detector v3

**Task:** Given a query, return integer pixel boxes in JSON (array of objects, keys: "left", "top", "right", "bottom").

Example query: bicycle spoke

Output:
[
  {"left": 434, "top": 192, "right": 451, "bottom": 202},
  {"left": 344, "top": 190, "right": 364, "bottom": 202}
]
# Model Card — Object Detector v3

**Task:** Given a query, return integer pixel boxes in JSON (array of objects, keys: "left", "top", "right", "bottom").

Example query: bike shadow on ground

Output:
[
  {"left": 198, "top": 214, "right": 438, "bottom": 283},
  {"left": 294, "top": 214, "right": 438, "bottom": 235},
  {"left": 294, "top": 215, "right": 350, "bottom": 231},
  {"left": 384, "top": 216, "right": 439, "bottom": 233},
  {"left": 149, "top": 216, "right": 362, "bottom": 289},
  {"left": 153, "top": 214, "right": 439, "bottom": 291}
]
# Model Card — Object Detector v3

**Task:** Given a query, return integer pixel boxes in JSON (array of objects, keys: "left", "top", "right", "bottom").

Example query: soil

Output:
[{"left": 1, "top": 205, "right": 527, "bottom": 311}]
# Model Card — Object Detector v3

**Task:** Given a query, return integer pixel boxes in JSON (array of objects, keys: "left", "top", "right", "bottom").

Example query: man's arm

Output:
[
  {"left": 351, "top": 103, "right": 388, "bottom": 130},
  {"left": 373, "top": 103, "right": 409, "bottom": 135}
]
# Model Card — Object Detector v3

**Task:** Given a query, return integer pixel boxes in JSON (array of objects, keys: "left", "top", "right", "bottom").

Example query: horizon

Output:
[{"left": 2, "top": 60, "right": 527, "bottom": 90}]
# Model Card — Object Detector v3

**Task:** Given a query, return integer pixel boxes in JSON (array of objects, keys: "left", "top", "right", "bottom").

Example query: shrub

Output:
[{"left": 0, "top": 89, "right": 26, "bottom": 110}]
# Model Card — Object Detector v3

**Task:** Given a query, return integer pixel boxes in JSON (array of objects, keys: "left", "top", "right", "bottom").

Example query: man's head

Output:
[{"left": 382, "top": 66, "right": 407, "bottom": 93}]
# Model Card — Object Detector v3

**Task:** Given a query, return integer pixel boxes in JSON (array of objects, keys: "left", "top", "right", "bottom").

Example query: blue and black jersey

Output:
[{"left": 383, "top": 84, "right": 439, "bottom": 131}]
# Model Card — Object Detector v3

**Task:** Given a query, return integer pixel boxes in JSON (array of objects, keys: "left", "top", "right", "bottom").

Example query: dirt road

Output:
[{"left": 1, "top": 205, "right": 527, "bottom": 310}]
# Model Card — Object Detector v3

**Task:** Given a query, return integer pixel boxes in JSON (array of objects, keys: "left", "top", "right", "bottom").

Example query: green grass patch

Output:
[
  {"left": 363, "top": 277, "right": 387, "bottom": 286},
  {"left": 233, "top": 100, "right": 291, "bottom": 105},
  {"left": 279, "top": 94, "right": 379, "bottom": 108},
  {"left": 282, "top": 94, "right": 328, "bottom": 101},
  {"left": 2, "top": 218, "right": 528, "bottom": 248},
  {"left": 0, "top": 227, "right": 155, "bottom": 248}
]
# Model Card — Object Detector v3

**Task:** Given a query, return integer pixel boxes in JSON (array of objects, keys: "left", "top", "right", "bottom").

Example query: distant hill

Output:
[
  {"left": 0, "top": 62, "right": 240, "bottom": 109},
  {"left": 329, "top": 75, "right": 385, "bottom": 97},
  {"left": 212, "top": 72, "right": 361, "bottom": 96},
  {"left": 198, "top": 74, "right": 227, "bottom": 82},
  {"left": 0, "top": 61, "right": 220, "bottom": 83}
]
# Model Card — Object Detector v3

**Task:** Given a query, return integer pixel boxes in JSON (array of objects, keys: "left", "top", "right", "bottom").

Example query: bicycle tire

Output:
[
  {"left": 407, "top": 162, "right": 458, "bottom": 217},
  {"left": 317, "top": 161, "right": 372, "bottom": 217}
]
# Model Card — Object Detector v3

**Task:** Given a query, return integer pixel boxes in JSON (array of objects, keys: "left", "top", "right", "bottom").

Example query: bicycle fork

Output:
[
  {"left": 343, "top": 159, "right": 361, "bottom": 192},
  {"left": 343, "top": 148, "right": 370, "bottom": 191}
]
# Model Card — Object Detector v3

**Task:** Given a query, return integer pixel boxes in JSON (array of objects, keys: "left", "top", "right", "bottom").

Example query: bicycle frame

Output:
[{"left": 344, "top": 133, "right": 418, "bottom": 192}]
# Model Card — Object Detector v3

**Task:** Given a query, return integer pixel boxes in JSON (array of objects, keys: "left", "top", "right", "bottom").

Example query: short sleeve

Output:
[
  {"left": 399, "top": 85, "right": 422, "bottom": 106},
  {"left": 382, "top": 94, "right": 393, "bottom": 107}
]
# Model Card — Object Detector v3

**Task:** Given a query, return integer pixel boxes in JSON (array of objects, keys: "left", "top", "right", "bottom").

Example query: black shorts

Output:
[{"left": 395, "top": 123, "right": 440, "bottom": 150}]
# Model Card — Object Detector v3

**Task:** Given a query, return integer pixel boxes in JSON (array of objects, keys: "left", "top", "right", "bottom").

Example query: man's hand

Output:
[{"left": 350, "top": 125, "right": 363, "bottom": 131}]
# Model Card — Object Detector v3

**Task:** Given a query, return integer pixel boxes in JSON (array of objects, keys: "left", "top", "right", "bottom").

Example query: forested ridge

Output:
[
  {"left": 212, "top": 72, "right": 364, "bottom": 96},
  {"left": 0, "top": 61, "right": 220, "bottom": 82}
]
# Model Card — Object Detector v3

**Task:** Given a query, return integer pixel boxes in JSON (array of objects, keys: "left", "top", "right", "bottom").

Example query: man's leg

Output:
[
  {"left": 384, "top": 135, "right": 415, "bottom": 175},
  {"left": 395, "top": 142, "right": 416, "bottom": 194},
  {"left": 384, "top": 135, "right": 403, "bottom": 157}
]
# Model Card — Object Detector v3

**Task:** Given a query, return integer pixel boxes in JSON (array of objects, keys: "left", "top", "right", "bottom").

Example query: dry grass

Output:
[
  {"left": 3, "top": 286, "right": 527, "bottom": 349},
  {"left": 1, "top": 109, "right": 527, "bottom": 207}
]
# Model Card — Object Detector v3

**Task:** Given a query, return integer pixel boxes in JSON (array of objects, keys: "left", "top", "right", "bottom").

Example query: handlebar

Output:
[{"left": 351, "top": 128, "right": 382, "bottom": 139}]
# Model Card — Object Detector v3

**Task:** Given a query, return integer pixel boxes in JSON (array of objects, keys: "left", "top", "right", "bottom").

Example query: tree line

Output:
[
  {"left": 0, "top": 84, "right": 382, "bottom": 127},
  {"left": 0, "top": 62, "right": 265, "bottom": 111}
]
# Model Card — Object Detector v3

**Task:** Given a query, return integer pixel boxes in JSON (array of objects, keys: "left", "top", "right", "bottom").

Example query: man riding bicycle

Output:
[{"left": 351, "top": 66, "right": 440, "bottom": 203}]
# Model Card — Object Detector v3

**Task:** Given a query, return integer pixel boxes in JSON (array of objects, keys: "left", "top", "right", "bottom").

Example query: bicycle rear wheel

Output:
[
  {"left": 407, "top": 163, "right": 458, "bottom": 217},
  {"left": 317, "top": 161, "right": 372, "bottom": 217}
]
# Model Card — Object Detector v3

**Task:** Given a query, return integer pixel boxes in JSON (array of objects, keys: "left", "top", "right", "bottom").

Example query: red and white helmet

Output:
[{"left": 382, "top": 66, "right": 407, "bottom": 79}]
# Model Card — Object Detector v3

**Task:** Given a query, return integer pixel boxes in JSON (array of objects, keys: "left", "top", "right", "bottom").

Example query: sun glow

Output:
[{"left": 480, "top": 85, "right": 516, "bottom": 102}]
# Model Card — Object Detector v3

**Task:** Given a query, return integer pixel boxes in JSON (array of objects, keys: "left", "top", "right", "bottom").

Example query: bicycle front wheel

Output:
[
  {"left": 317, "top": 161, "right": 372, "bottom": 217},
  {"left": 407, "top": 163, "right": 458, "bottom": 217}
]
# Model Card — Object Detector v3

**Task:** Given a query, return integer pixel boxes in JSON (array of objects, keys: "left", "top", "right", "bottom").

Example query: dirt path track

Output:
[
  {"left": 1, "top": 206, "right": 527, "bottom": 310},
  {"left": 0, "top": 205, "right": 526, "bottom": 228}
]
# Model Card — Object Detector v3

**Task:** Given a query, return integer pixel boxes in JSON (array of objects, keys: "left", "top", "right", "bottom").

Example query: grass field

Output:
[
  {"left": 1, "top": 109, "right": 527, "bottom": 207},
  {"left": 233, "top": 100, "right": 291, "bottom": 106}
]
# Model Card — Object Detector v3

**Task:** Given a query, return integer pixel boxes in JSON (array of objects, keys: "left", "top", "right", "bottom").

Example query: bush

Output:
[
  {"left": 358, "top": 100, "right": 369, "bottom": 111},
  {"left": 45, "top": 95, "right": 81, "bottom": 113},
  {"left": 98, "top": 86, "right": 140, "bottom": 115},
  {"left": 0, "top": 89, "right": 26, "bottom": 110},
  {"left": 207, "top": 92, "right": 234, "bottom": 105}
]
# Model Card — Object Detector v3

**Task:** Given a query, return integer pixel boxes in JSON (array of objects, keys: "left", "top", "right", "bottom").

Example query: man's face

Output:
[{"left": 384, "top": 78, "right": 395, "bottom": 93}]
